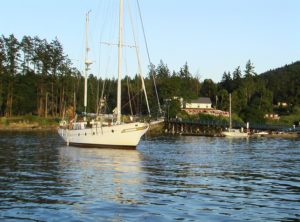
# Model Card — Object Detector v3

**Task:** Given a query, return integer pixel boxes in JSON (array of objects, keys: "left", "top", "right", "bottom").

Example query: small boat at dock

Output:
[
  {"left": 222, "top": 94, "right": 249, "bottom": 138},
  {"left": 222, "top": 128, "right": 248, "bottom": 138}
]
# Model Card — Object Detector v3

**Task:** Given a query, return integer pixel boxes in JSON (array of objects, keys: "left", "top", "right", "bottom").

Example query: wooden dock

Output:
[
  {"left": 165, "top": 119, "right": 226, "bottom": 136},
  {"left": 165, "top": 119, "right": 296, "bottom": 137}
]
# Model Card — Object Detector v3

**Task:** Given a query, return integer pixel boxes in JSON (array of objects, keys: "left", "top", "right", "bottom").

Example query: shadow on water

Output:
[{"left": 0, "top": 132, "right": 299, "bottom": 221}]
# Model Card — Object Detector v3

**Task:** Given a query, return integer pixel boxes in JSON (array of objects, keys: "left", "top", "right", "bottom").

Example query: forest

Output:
[{"left": 0, "top": 34, "right": 299, "bottom": 125}]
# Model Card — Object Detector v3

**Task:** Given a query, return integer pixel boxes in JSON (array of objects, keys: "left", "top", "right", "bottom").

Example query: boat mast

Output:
[
  {"left": 117, "top": 0, "right": 123, "bottom": 124},
  {"left": 127, "top": 3, "right": 150, "bottom": 116},
  {"left": 229, "top": 93, "right": 232, "bottom": 129},
  {"left": 84, "top": 10, "right": 92, "bottom": 115}
]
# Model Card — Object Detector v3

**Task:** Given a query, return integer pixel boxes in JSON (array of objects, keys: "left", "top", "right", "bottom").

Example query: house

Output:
[
  {"left": 265, "top": 113, "right": 280, "bottom": 120},
  {"left": 277, "top": 102, "right": 288, "bottom": 107},
  {"left": 184, "top": 97, "right": 212, "bottom": 109},
  {"left": 181, "top": 97, "right": 229, "bottom": 117}
]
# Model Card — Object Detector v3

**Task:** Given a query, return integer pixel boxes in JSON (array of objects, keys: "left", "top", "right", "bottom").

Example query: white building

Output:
[
  {"left": 184, "top": 97, "right": 212, "bottom": 109},
  {"left": 182, "top": 97, "right": 229, "bottom": 117}
]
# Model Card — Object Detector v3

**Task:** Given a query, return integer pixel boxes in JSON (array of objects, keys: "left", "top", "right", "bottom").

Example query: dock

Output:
[{"left": 164, "top": 119, "right": 299, "bottom": 137}]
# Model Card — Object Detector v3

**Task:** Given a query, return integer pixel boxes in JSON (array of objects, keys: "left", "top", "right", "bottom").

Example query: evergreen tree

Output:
[
  {"left": 156, "top": 60, "right": 170, "bottom": 79},
  {"left": 200, "top": 79, "right": 217, "bottom": 100},
  {"left": 0, "top": 37, "right": 6, "bottom": 115},
  {"left": 217, "top": 89, "right": 229, "bottom": 111},
  {"left": 243, "top": 60, "right": 256, "bottom": 104},
  {"left": 3, "top": 34, "right": 20, "bottom": 117},
  {"left": 244, "top": 60, "right": 256, "bottom": 78},
  {"left": 179, "top": 62, "right": 191, "bottom": 78},
  {"left": 232, "top": 66, "right": 242, "bottom": 80},
  {"left": 20, "top": 36, "right": 33, "bottom": 74},
  {"left": 220, "top": 71, "right": 232, "bottom": 92},
  {"left": 232, "top": 66, "right": 242, "bottom": 91}
]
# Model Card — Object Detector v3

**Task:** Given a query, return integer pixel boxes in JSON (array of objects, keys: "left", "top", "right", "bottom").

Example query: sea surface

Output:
[{"left": 0, "top": 131, "right": 299, "bottom": 222}]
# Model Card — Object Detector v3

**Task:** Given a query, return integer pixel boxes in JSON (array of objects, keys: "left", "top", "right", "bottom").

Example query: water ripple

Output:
[{"left": 0, "top": 132, "right": 299, "bottom": 221}]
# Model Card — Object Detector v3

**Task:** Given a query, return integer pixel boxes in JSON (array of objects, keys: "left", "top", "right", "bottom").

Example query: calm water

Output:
[{"left": 0, "top": 131, "right": 299, "bottom": 222}]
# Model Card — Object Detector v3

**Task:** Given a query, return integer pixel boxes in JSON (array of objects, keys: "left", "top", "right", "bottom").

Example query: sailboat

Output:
[
  {"left": 222, "top": 93, "right": 248, "bottom": 138},
  {"left": 58, "top": 1, "right": 151, "bottom": 149}
]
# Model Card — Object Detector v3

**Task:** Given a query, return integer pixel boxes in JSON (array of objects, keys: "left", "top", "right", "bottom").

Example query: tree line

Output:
[
  {"left": 0, "top": 34, "right": 299, "bottom": 123},
  {"left": 0, "top": 35, "right": 200, "bottom": 119},
  {"left": 200, "top": 60, "right": 274, "bottom": 123},
  {"left": 0, "top": 34, "right": 82, "bottom": 118},
  {"left": 199, "top": 61, "right": 300, "bottom": 123}
]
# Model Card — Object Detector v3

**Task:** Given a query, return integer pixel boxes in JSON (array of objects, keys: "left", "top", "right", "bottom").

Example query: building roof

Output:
[{"left": 189, "top": 97, "right": 212, "bottom": 104}]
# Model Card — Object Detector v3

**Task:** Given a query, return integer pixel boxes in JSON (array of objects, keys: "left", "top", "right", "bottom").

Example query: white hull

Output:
[
  {"left": 222, "top": 129, "right": 248, "bottom": 138},
  {"left": 58, "top": 122, "right": 149, "bottom": 149}
]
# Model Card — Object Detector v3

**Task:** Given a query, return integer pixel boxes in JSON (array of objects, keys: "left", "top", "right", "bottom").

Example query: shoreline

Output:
[
  {"left": 0, "top": 116, "right": 59, "bottom": 132},
  {"left": 0, "top": 125, "right": 58, "bottom": 132},
  {"left": 1, "top": 122, "right": 298, "bottom": 139}
]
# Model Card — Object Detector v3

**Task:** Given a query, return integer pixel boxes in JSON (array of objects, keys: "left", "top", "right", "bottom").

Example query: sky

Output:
[{"left": 1, "top": 0, "right": 299, "bottom": 82}]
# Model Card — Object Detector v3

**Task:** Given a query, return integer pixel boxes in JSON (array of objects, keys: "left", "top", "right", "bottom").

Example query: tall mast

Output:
[
  {"left": 116, "top": 0, "right": 123, "bottom": 124},
  {"left": 229, "top": 93, "right": 232, "bottom": 129},
  {"left": 84, "top": 10, "right": 92, "bottom": 115},
  {"left": 127, "top": 2, "right": 150, "bottom": 116}
]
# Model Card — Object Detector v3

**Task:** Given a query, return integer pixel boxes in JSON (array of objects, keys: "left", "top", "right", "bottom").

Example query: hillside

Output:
[{"left": 260, "top": 61, "right": 300, "bottom": 105}]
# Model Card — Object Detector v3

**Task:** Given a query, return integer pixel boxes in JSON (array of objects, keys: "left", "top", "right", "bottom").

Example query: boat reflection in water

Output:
[{"left": 59, "top": 146, "right": 144, "bottom": 205}]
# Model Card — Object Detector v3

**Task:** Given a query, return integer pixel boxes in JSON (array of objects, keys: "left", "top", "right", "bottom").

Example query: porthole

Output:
[{"left": 111, "top": 130, "right": 114, "bottom": 133}]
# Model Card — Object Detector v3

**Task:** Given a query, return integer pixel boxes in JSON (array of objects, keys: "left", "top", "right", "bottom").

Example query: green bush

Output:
[{"left": 0, "top": 117, "right": 9, "bottom": 126}]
